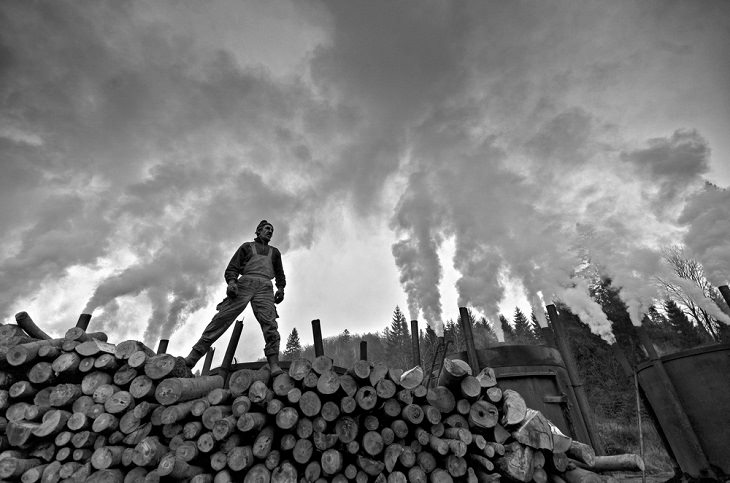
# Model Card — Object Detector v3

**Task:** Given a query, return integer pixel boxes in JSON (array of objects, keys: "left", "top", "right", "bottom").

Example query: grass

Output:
[{"left": 595, "top": 414, "right": 675, "bottom": 474}]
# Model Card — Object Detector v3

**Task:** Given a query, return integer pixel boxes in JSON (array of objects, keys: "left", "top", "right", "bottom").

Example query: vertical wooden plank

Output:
[
  {"left": 221, "top": 320, "right": 244, "bottom": 386},
  {"left": 458, "top": 307, "right": 479, "bottom": 375},
  {"left": 312, "top": 320, "right": 324, "bottom": 358},
  {"left": 546, "top": 304, "right": 604, "bottom": 455},
  {"left": 201, "top": 348, "right": 215, "bottom": 376}
]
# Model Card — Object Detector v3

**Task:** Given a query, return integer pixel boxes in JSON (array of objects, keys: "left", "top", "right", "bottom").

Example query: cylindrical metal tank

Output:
[
  {"left": 449, "top": 344, "right": 593, "bottom": 445},
  {"left": 637, "top": 343, "right": 730, "bottom": 478}
]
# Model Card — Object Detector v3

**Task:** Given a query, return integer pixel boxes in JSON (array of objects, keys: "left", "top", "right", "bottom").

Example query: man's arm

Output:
[
  {"left": 272, "top": 248, "right": 286, "bottom": 290},
  {"left": 224, "top": 244, "right": 251, "bottom": 284}
]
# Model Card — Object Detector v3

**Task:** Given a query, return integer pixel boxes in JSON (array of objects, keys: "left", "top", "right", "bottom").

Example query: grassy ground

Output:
[{"left": 595, "top": 414, "right": 675, "bottom": 474}]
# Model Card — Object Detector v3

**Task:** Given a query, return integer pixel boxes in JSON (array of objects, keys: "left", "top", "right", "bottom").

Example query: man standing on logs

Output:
[{"left": 184, "top": 220, "right": 286, "bottom": 375}]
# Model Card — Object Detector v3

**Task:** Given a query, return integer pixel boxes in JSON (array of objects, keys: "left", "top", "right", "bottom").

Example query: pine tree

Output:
[
  {"left": 283, "top": 327, "right": 302, "bottom": 360},
  {"left": 531, "top": 312, "right": 545, "bottom": 344},
  {"left": 664, "top": 299, "right": 704, "bottom": 349},
  {"left": 420, "top": 325, "right": 440, "bottom": 378},
  {"left": 513, "top": 307, "right": 535, "bottom": 344},
  {"left": 386, "top": 306, "right": 411, "bottom": 369},
  {"left": 500, "top": 314, "right": 515, "bottom": 343},
  {"left": 474, "top": 317, "right": 499, "bottom": 347}
]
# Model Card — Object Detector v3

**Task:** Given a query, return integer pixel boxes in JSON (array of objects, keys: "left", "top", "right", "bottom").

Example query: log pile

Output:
[{"left": 0, "top": 319, "right": 629, "bottom": 483}]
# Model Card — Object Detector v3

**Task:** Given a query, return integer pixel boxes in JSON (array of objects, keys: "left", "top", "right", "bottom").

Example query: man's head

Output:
[{"left": 256, "top": 220, "right": 274, "bottom": 243}]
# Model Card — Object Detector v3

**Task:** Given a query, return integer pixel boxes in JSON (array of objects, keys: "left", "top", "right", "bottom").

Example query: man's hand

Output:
[
  {"left": 274, "top": 289, "right": 284, "bottom": 304},
  {"left": 226, "top": 281, "right": 239, "bottom": 298}
]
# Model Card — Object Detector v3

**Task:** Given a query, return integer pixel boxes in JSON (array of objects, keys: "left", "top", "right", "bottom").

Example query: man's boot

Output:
[
  {"left": 184, "top": 348, "right": 205, "bottom": 369},
  {"left": 267, "top": 354, "right": 283, "bottom": 376}
]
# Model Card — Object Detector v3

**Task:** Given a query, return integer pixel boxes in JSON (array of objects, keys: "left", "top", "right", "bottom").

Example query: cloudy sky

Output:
[{"left": 2, "top": 0, "right": 729, "bottom": 365}]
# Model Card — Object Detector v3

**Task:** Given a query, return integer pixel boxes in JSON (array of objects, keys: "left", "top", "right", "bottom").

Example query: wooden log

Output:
[
  {"left": 105, "top": 390, "right": 135, "bottom": 414},
  {"left": 237, "top": 412, "right": 267, "bottom": 433},
  {"left": 92, "top": 413, "right": 119, "bottom": 434},
  {"left": 71, "top": 430, "right": 98, "bottom": 449},
  {"left": 348, "top": 360, "right": 371, "bottom": 381},
  {"left": 313, "top": 431, "right": 339, "bottom": 451},
  {"left": 288, "top": 358, "right": 312, "bottom": 381},
  {"left": 202, "top": 405, "right": 232, "bottom": 430},
  {"left": 85, "top": 469, "right": 124, "bottom": 483},
  {"left": 469, "top": 400, "right": 499, "bottom": 429},
  {"left": 456, "top": 398, "right": 471, "bottom": 415},
  {"left": 356, "top": 455, "right": 385, "bottom": 476},
  {"left": 115, "top": 341, "right": 155, "bottom": 361},
  {"left": 355, "top": 385, "right": 377, "bottom": 411},
  {"left": 316, "top": 370, "right": 340, "bottom": 395},
  {"left": 157, "top": 453, "right": 204, "bottom": 479},
  {"left": 10, "top": 380, "right": 38, "bottom": 399},
  {"left": 293, "top": 439, "right": 314, "bottom": 465},
  {"left": 155, "top": 375, "right": 224, "bottom": 405},
  {"left": 144, "top": 354, "right": 190, "bottom": 380},
  {"left": 160, "top": 399, "right": 197, "bottom": 425},
  {"left": 271, "top": 461, "right": 297, "bottom": 483},
  {"left": 7, "top": 401, "right": 32, "bottom": 421},
  {"left": 113, "top": 365, "right": 138, "bottom": 387},
  {"left": 369, "top": 361, "right": 388, "bottom": 386},
  {"left": 79, "top": 356, "right": 96, "bottom": 373},
  {"left": 231, "top": 395, "right": 251, "bottom": 417},
  {"left": 15, "top": 312, "right": 51, "bottom": 340},
  {"left": 132, "top": 436, "right": 168, "bottom": 468},
  {"left": 321, "top": 449, "right": 343, "bottom": 476},
  {"left": 33, "top": 409, "right": 72, "bottom": 437},
  {"left": 8, "top": 339, "right": 65, "bottom": 366},
  {"left": 129, "top": 375, "right": 156, "bottom": 400},
  {"left": 501, "top": 389, "right": 527, "bottom": 426},
  {"left": 512, "top": 409, "right": 554, "bottom": 451},
  {"left": 92, "top": 384, "right": 120, "bottom": 404},
  {"left": 119, "top": 411, "right": 142, "bottom": 435},
  {"left": 227, "top": 446, "right": 254, "bottom": 472},
  {"left": 252, "top": 425, "right": 275, "bottom": 459},
  {"left": 475, "top": 367, "right": 497, "bottom": 388},
  {"left": 299, "top": 391, "right": 322, "bottom": 417},
  {"left": 409, "top": 467, "right": 428, "bottom": 483},
  {"left": 191, "top": 398, "right": 211, "bottom": 417},
  {"left": 0, "top": 457, "right": 42, "bottom": 479},
  {"left": 29, "top": 362, "right": 55, "bottom": 385},
  {"left": 94, "top": 353, "right": 118, "bottom": 371},
  {"left": 243, "top": 464, "right": 270, "bottom": 483},
  {"left": 573, "top": 454, "right": 644, "bottom": 472},
  {"left": 567, "top": 441, "right": 596, "bottom": 467},
  {"left": 496, "top": 442, "right": 534, "bottom": 482},
  {"left": 38, "top": 345, "right": 61, "bottom": 359},
  {"left": 81, "top": 371, "right": 113, "bottom": 396},
  {"left": 91, "top": 446, "right": 125, "bottom": 469},
  {"left": 25, "top": 404, "right": 50, "bottom": 421},
  {"left": 64, "top": 327, "right": 108, "bottom": 343},
  {"left": 426, "top": 386, "right": 456, "bottom": 414},
  {"left": 562, "top": 467, "right": 602, "bottom": 483},
  {"left": 75, "top": 339, "right": 116, "bottom": 357},
  {"left": 485, "top": 386, "right": 502, "bottom": 403},
  {"left": 212, "top": 416, "right": 238, "bottom": 441},
  {"left": 207, "top": 388, "right": 231, "bottom": 406},
  {"left": 275, "top": 406, "right": 299, "bottom": 431},
  {"left": 248, "top": 380, "right": 272, "bottom": 405},
  {"left": 127, "top": 350, "right": 149, "bottom": 369}
]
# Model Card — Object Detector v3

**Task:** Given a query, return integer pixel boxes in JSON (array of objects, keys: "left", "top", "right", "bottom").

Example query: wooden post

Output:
[
  {"left": 410, "top": 320, "right": 421, "bottom": 367},
  {"left": 359, "top": 341, "right": 368, "bottom": 361},
  {"left": 546, "top": 304, "right": 604, "bottom": 455},
  {"left": 635, "top": 322, "right": 714, "bottom": 477},
  {"left": 458, "top": 307, "right": 479, "bottom": 375},
  {"left": 156, "top": 339, "right": 169, "bottom": 355},
  {"left": 221, "top": 320, "right": 244, "bottom": 386},
  {"left": 76, "top": 314, "right": 92, "bottom": 331},
  {"left": 312, "top": 320, "right": 324, "bottom": 358},
  {"left": 201, "top": 348, "right": 215, "bottom": 376},
  {"left": 719, "top": 285, "right": 730, "bottom": 308}
]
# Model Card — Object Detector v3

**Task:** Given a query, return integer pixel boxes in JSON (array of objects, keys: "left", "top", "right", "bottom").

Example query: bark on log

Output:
[
  {"left": 566, "top": 441, "right": 595, "bottom": 467},
  {"left": 155, "top": 375, "right": 224, "bottom": 405},
  {"left": 91, "top": 446, "right": 125, "bottom": 469},
  {"left": 575, "top": 454, "right": 644, "bottom": 472},
  {"left": 512, "top": 409, "right": 554, "bottom": 451},
  {"left": 426, "top": 386, "right": 456, "bottom": 414},
  {"left": 496, "top": 442, "right": 534, "bottom": 482},
  {"left": 15, "top": 312, "right": 51, "bottom": 340},
  {"left": 501, "top": 389, "right": 527, "bottom": 426},
  {"left": 369, "top": 361, "right": 388, "bottom": 386},
  {"left": 0, "top": 457, "right": 41, "bottom": 478},
  {"left": 75, "top": 340, "right": 116, "bottom": 357},
  {"left": 144, "top": 354, "right": 190, "bottom": 380},
  {"left": 8, "top": 339, "right": 65, "bottom": 366}
]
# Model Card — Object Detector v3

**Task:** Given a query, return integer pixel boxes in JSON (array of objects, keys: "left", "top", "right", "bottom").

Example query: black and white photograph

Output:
[{"left": 0, "top": 1, "right": 729, "bottom": 481}]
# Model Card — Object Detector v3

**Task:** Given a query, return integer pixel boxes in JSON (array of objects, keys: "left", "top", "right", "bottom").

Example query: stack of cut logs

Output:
[{"left": 0, "top": 318, "right": 639, "bottom": 483}]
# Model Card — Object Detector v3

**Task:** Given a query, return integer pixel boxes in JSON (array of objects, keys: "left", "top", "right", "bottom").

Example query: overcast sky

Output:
[{"left": 1, "top": 0, "right": 729, "bottom": 365}]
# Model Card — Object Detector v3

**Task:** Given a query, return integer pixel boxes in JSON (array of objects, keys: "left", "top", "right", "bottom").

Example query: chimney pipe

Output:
[
  {"left": 76, "top": 314, "right": 92, "bottom": 331},
  {"left": 156, "top": 339, "right": 169, "bottom": 354},
  {"left": 410, "top": 320, "right": 421, "bottom": 367},
  {"left": 201, "top": 348, "right": 215, "bottom": 376},
  {"left": 311, "top": 320, "right": 324, "bottom": 358},
  {"left": 360, "top": 340, "right": 368, "bottom": 361}
]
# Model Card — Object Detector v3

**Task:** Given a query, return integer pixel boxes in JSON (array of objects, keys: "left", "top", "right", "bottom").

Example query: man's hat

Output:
[{"left": 256, "top": 220, "right": 273, "bottom": 233}]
